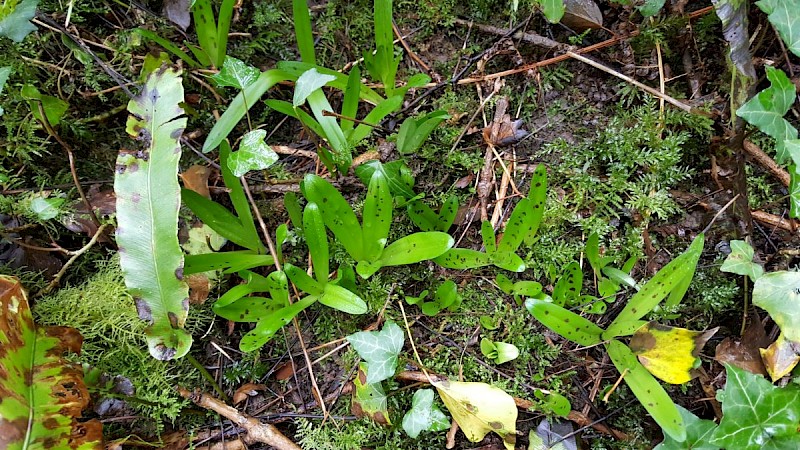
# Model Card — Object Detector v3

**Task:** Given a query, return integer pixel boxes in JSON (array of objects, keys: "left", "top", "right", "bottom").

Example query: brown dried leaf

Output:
[
  {"left": 163, "top": 0, "right": 191, "bottom": 31},
  {"left": 482, "top": 97, "right": 528, "bottom": 147},
  {"left": 180, "top": 165, "right": 212, "bottom": 199},
  {"left": 186, "top": 273, "right": 210, "bottom": 304},
  {"left": 760, "top": 333, "right": 800, "bottom": 381},
  {"left": 233, "top": 383, "right": 267, "bottom": 404},
  {"left": 714, "top": 315, "right": 770, "bottom": 376},
  {"left": 62, "top": 186, "right": 116, "bottom": 239},
  {"left": 562, "top": 0, "right": 603, "bottom": 31},
  {"left": 274, "top": 361, "right": 295, "bottom": 381}
]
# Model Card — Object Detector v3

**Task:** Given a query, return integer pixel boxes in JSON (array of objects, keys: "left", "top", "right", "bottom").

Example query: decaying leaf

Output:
[
  {"left": 714, "top": 315, "right": 770, "bottom": 376},
  {"left": 162, "top": 0, "right": 190, "bottom": 30},
  {"left": 352, "top": 363, "right": 390, "bottom": 425},
  {"left": 0, "top": 276, "right": 103, "bottom": 449},
  {"left": 561, "top": 0, "right": 602, "bottom": 30},
  {"left": 233, "top": 382, "right": 267, "bottom": 404},
  {"left": 629, "top": 322, "right": 717, "bottom": 384},
  {"left": 179, "top": 165, "right": 212, "bottom": 199},
  {"left": 62, "top": 186, "right": 116, "bottom": 239},
  {"left": 115, "top": 65, "right": 192, "bottom": 360},
  {"left": 432, "top": 378, "right": 518, "bottom": 450},
  {"left": 482, "top": 97, "right": 528, "bottom": 147},
  {"left": 760, "top": 333, "right": 800, "bottom": 380}
]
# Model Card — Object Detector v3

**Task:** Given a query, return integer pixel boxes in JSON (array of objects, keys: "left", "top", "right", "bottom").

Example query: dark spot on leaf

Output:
[
  {"left": 175, "top": 265, "right": 184, "bottom": 280},
  {"left": 171, "top": 128, "right": 184, "bottom": 140},
  {"left": 135, "top": 298, "right": 153, "bottom": 323},
  {"left": 152, "top": 344, "right": 177, "bottom": 361},
  {"left": 168, "top": 312, "right": 179, "bottom": 328}
]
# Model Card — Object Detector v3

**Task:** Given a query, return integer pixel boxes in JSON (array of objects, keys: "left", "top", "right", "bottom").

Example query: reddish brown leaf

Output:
[
  {"left": 186, "top": 273, "right": 210, "bottom": 305},
  {"left": 714, "top": 315, "right": 770, "bottom": 376},
  {"left": 233, "top": 383, "right": 268, "bottom": 404},
  {"left": 180, "top": 165, "right": 212, "bottom": 199}
]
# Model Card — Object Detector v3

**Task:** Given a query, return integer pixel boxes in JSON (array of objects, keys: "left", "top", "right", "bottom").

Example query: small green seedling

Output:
[
  {"left": 495, "top": 273, "right": 546, "bottom": 306},
  {"left": 405, "top": 280, "right": 462, "bottom": 316},
  {"left": 355, "top": 160, "right": 417, "bottom": 201},
  {"left": 282, "top": 203, "right": 367, "bottom": 315},
  {"left": 585, "top": 232, "right": 639, "bottom": 298},
  {"left": 190, "top": 0, "right": 236, "bottom": 68},
  {"left": 527, "top": 234, "right": 706, "bottom": 442},
  {"left": 480, "top": 338, "right": 520, "bottom": 364},
  {"left": 396, "top": 110, "right": 450, "bottom": 155},
  {"left": 301, "top": 173, "right": 453, "bottom": 278},
  {"left": 408, "top": 195, "right": 459, "bottom": 232}
]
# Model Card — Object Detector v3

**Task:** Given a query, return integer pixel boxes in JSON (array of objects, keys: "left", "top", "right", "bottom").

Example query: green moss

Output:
[{"left": 32, "top": 257, "right": 213, "bottom": 428}]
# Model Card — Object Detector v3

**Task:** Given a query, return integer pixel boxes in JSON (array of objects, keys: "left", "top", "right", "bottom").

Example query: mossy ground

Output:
[{"left": 2, "top": 0, "right": 798, "bottom": 448}]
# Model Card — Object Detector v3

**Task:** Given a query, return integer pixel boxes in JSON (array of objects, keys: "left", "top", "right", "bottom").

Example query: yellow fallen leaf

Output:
[
  {"left": 629, "top": 322, "right": 717, "bottom": 384},
  {"left": 760, "top": 333, "right": 800, "bottom": 381},
  {"left": 432, "top": 378, "right": 517, "bottom": 450}
]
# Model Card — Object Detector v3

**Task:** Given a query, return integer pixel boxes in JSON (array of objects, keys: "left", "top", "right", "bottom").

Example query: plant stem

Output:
[{"left": 186, "top": 353, "right": 230, "bottom": 404}]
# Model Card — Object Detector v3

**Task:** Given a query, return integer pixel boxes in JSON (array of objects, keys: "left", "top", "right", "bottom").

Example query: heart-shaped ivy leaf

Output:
[
  {"left": 346, "top": 321, "right": 404, "bottom": 385},
  {"left": 227, "top": 129, "right": 279, "bottom": 177},
  {"left": 402, "top": 389, "right": 450, "bottom": 438}
]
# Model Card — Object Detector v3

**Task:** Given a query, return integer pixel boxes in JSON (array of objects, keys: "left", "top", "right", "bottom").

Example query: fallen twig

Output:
[
  {"left": 36, "top": 224, "right": 109, "bottom": 297},
  {"left": 752, "top": 210, "right": 798, "bottom": 233},
  {"left": 743, "top": 140, "right": 790, "bottom": 187},
  {"left": 178, "top": 388, "right": 301, "bottom": 450}
]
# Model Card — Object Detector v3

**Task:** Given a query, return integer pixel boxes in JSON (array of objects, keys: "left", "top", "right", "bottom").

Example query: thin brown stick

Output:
[
  {"left": 36, "top": 224, "right": 108, "bottom": 297},
  {"left": 177, "top": 388, "right": 301, "bottom": 450},
  {"left": 752, "top": 210, "right": 798, "bottom": 233},
  {"left": 743, "top": 140, "right": 790, "bottom": 187}
]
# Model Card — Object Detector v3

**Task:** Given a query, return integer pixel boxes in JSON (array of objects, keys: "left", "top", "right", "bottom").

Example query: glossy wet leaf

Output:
[
  {"left": 638, "top": 0, "right": 666, "bottom": 16},
  {"left": 434, "top": 248, "right": 492, "bottom": 269},
  {"left": 759, "top": 333, "right": 800, "bottom": 380},
  {"left": 355, "top": 160, "right": 416, "bottom": 200},
  {"left": 211, "top": 56, "right": 260, "bottom": 89},
  {"left": 284, "top": 263, "right": 324, "bottom": 297},
  {"left": 604, "top": 234, "right": 704, "bottom": 339},
  {"left": 432, "top": 378, "right": 518, "bottom": 450},
  {"left": 362, "top": 171, "right": 392, "bottom": 261},
  {"left": 239, "top": 295, "right": 317, "bottom": 352},
  {"left": 711, "top": 364, "right": 800, "bottom": 449},
  {"left": 352, "top": 363, "right": 390, "bottom": 425},
  {"left": 276, "top": 61, "right": 383, "bottom": 105},
  {"left": 721, "top": 240, "right": 764, "bottom": 282},
  {"left": 606, "top": 339, "right": 685, "bottom": 442},
  {"left": 318, "top": 283, "right": 367, "bottom": 314},
  {"left": 535, "top": 391, "right": 571, "bottom": 417},
  {"left": 757, "top": 0, "right": 800, "bottom": 57},
  {"left": 752, "top": 270, "right": 800, "bottom": 341},
  {"left": 526, "top": 298, "right": 604, "bottom": 346},
  {"left": 402, "top": 388, "right": 449, "bottom": 438},
  {"left": 524, "top": 165, "right": 548, "bottom": 245},
  {"left": 736, "top": 66, "right": 798, "bottom": 164},
  {"left": 213, "top": 296, "right": 282, "bottom": 322},
  {"left": 346, "top": 321, "right": 404, "bottom": 385},
  {"left": 362, "top": 232, "right": 454, "bottom": 278},
  {"left": 712, "top": 0, "right": 757, "bottom": 80},
  {"left": 653, "top": 405, "right": 718, "bottom": 450},
  {"left": 498, "top": 198, "right": 532, "bottom": 253},
  {"left": 482, "top": 220, "right": 497, "bottom": 253},
  {"left": 115, "top": 66, "right": 191, "bottom": 360},
  {"left": 0, "top": 276, "right": 103, "bottom": 450},
  {"left": 630, "top": 322, "right": 717, "bottom": 384},
  {"left": 0, "top": 0, "right": 38, "bottom": 42},
  {"left": 227, "top": 129, "right": 279, "bottom": 177},
  {"left": 214, "top": 270, "right": 272, "bottom": 308},
  {"left": 293, "top": 68, "right": 336, "bottom": 107}
]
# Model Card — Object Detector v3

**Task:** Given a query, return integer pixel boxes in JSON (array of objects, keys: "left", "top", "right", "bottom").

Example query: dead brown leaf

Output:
[
  {"left": 714, "top": 314, "right": 770, "bottom": 376},
  {"left": 562, "top": 0, "right": 603, "bottom": 31},
  {"left": 186, "top": 273, "right": 210, "bottom": 305},
  {"left": 233, "top": 383, "right": 268, "bottom": 404},
  {"left": 274, "top": 361, "right": 296, "bottom": 381},
  {"left": 180, "top": 165, "right": 212, "bottom": 199},
  {"left": 62, "top": 186, "right": 115, "bottom": 239}
]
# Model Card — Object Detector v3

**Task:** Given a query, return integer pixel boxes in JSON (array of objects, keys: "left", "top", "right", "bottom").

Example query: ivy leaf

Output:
[
  {"left": 211, "top": 56, "right": 260, "bottom": 90},
  {"left": 346, "top": 321, "right": 404, "bottom": 384},
  {"left": 433, "top": 378, "right": 518, "bottom": 450},
  {"left": 756, "top": 0, "right": 800, "bottom": 57},
  {"left": 0, "top": 0, "right": 38, "bottom": 42},
  {"left": 752, "top": 270, "right": 800, "bottom": 342},
  {"left": 653, "top": 405, "right": 718, "bottom": 450},
  {"left": 711, "top": 364, "right": 800, "bottom": 449},
  {"left": 402, "top": 389, "right": 450, "bottom": 438},
  {"left": 0, "top": 276, "right": 103, "bottom": 449},
  {"left": 227, "top": 129, "right": 279, "bottom": 177},
  {"left": 721, "top": 240, "right": 764, "bottom": 282},
  {"left": 736, "top": 66, "right": 798, "bottom": 164},
  {"left": 352, "top": 363, "right": 390, "bottom": 425},
  {"left": 539, "top": 0, "right": 565, "bottom": 23},
  {"left": 29, "top": 195, "right": 65, "bottom": 220}
]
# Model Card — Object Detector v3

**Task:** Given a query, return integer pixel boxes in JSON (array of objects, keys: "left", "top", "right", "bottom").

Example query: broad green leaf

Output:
[
  {"left": 213, "top": 296, "right": 281, "bottom": 322},
  {"left": 346, "top": 321, "right": 404, "bottom": 384},
  {"left": 21, "top": 84, "right": 68, "bottom": 126},
  {"left": 482, "top": 220, "right": 497, "bottom": 254},
  {"left": 219, "top": 140, "right": 263, "bottom": 253},
  {"left": 434, "top": 248, "right": 493, "bottom": 269},
  {"left": 184, "top": 251, "right": 273, "bottom": 274},
  {"left": 341, "top": 66, "right": 361, "bottom": 134},
  {"left": 352, "top": 363, "right": 390, "bottom": 425},
  {"left": 292, "top": 0, "right": 316, "bottom": 64},
  {"left": 629, "top": 322, "right": 717, "bottom": 384},
  {"left": 653, "top": 405, "right": 718, "bottom": 450},
  {"left": 182, "top": 188, "right": 259, "bottom": 250},
  {"left": 534, "top": 391, "right": 571, "bottom": 417},
  {"left": 29, "top": 196, "right": 64, "bottom": 220},
  {"left": 711, "top": 364, "right": 800, "bottom": 449},
  {"left": 721, "top": 240, "right": 764, "bottom": 281},
  {"left": 373, "top": 231, "right": 454, "bottom": 268},
  {"left": 203, "top": 69, "right": 292, "bottom": 152},
  {"left": 524, "top": 164, "right": 548, "bottom": 245},
  {"left": 284, "top": 263, "right": 324, "bottom": 297},
  {"left": 491, "top": 251, "right": 526, "bottom": 272},
  {"left": 752, "top": 270, "right": 800, "bottom": 341},
  {"left": 756, "top": 0, "right": 800, "bottom": 57},
  {"left": 0, "top": 276, "right": 103, "bottom": 450},
  {"left": 396, "top": 110, "right": 449, "bottom": 155},
  {"left": 432, "top": 378, "right": 518, "bottom": 450},
  {"left": 293, "top": 68, "right": 336, "bottom": 107},
  {"left": 301, "top": 174, "right": 364, "bottom": 260},
  {"left": 362, "top": 171, "right": 392, "bottom": 261},
  {"left": 319, "top": 283, "right": 367, "bottom": 314},
  {"left": 539, "top": 0, "right": 565, "bottom": 23},
  {"left": 211, "top": 56, "right": 260, "bottom": 90},
  {"left": 355, "top": 160, "right": 416, "bottom": 200},
  {"left": 605, "top": 339, "right": 685, "bottom": 442},
  {"left": 403, "top": 389, "right": 450, "bottom": 438},
  {"left": 348, "top": 95, "right": 404, "bottom": 145},
  {"left": 736, "top": 67, "right": 798, "bottom": 163},
  {"left": 228, "top": 129, "right": 279, "bottom": 177},
  {"left": 0, "top": 66, "right": 10, "bottom": 116},
  {"left": 276, "top": 61, "right": 383, "bottom": 105},
  {"left": 239, "top": 295, "right": 317, "bottom": 352},
  {"left": 116, "top": 66, "right": 191, "bottom": 360},
  {"left": 585, "top": 232, "right": 614, "bottom": 275},
  {"left": 214, "top": 270, "right": 271, "bottom": 308},
  {"left": 638, "top": 0, "right": 666, "bottom": 17},
  {"left": 480, "top": 338, "right": 520, "bottom": 364},
  {"left": 604, "top": 234, "right": 704, "bottom": 339},
  {"left": 0, "top": 0, "right": 38, "bottom": 42},
  {"left": 303, "top": 203, "right": 329, "bottom": 284},
  {"left": 407, "top": 201, "right": 440, "bottom": 231},
  {"left": 525, "top": 298, "right": 603, "bottom": 346},
  {"left": 553, "top": 262, "right": 582, "bottom": 306},
  {"left": 498, "top": 198, "right": 532, "bottom": 253}
]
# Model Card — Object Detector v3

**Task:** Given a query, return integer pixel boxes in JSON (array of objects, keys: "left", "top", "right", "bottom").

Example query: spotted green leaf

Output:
[
  {"left": 115, "top": 66, "right": 191, "bottom": 360},
  {"left": 710, "top": 364, "right": 800, "bottom": 449},
  {"left": 239, "top": 295, "right": 317, "bottom": 352},
  {"left": 303, "top": 203, "right": 329, "bottom": 284},
  {"left": 604, "top": 234, "right": 704, "bottom": 339},
  {"left": 318, "top": 283, "right": 367, "bottom": 314},
  {"left": 606, "top": 339, "right": 685, "bottom": 442},
  {"left": 302, "top": 174, "right": 365, "bottom": 260},
  {"left": 363, "top": 171, "right": 392, "bottom": 261},
  {"left": 525, "top": 298, "right": 603, "bottom": 346},
  {"left": 498, "top": 198, "right": 532, "bottom": 253},
  {"left": 721, "top": 240, "right": 764, "bottom": 282},
  {"left": 184, "top": 251, "right": 273, "bottom": 275},
  {"left": 403, "top": 389, "right": 450, "bottom": 438},
  {"left": 346, "top": 321, "right": 404, "bottom": 385},
  {"left": 553, "top": 262, "right": 582, "bottom": 306},
  {"left": 358, "top": 231, "right": 454, "bottom": 278},
  {"left": 524, "top": 165, "right": 548, "bottom": 245},
  {"left": 0, "top": 276, "right": 103, "bottom": 450}
]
